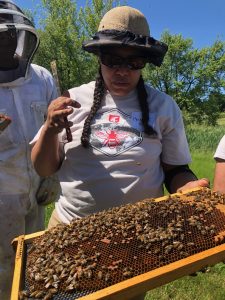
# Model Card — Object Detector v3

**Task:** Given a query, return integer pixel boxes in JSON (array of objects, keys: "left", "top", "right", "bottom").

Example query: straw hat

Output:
[{"left": 82, "top": 6, "right": 168, "bottom": 67}]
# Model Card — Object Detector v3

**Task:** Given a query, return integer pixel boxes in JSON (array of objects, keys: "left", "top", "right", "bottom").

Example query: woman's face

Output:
[{"left": 100, "top": 47, "right": 146, "bottom": 96}]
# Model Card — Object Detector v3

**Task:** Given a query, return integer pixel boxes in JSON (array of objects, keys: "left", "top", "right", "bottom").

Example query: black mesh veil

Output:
[
  {"left": 0, "top": 1, "right": 39, "bottom": 83},
  {"left": 0, "top": 0, "right": 24, "bottom": 13}
]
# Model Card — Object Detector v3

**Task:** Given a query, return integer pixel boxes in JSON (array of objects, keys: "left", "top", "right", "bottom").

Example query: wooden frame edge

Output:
[{"left": 78, "top": 243, "right": 225, "bottom": 300}]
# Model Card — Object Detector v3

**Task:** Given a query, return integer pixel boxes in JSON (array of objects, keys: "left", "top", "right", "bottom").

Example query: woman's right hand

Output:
[
  {"left": 44, "top": 96, "right": 81, "bottom": 134},
  {"left": 31, "top": 95, "right": 80, "bottom": 176}
]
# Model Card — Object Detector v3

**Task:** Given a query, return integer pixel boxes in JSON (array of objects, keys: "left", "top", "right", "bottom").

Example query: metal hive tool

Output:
[{"left": 13, "top": 188, "right": 225, "bottom": 300}]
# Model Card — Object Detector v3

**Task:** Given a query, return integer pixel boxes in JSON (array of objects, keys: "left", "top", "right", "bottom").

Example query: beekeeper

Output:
[{"left": 0, "top": 1, "right": 57, "bottom": 299}]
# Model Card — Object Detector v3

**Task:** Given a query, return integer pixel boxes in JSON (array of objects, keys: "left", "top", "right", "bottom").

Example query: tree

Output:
[
  {"left": 32, "top": 3, "right": 225, "bottom": 125},
  {"left": 214, "top": 92, "right": 225, "bottom": 112},
  {"left": 33, "top": 0, "right": 121, "bottom": 92},
  {"left": 143, "top": 31, "right": 225, "bottom": 125}
]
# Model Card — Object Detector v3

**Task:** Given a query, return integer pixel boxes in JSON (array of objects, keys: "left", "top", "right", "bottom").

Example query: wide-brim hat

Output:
[{"left": 82, "top": 6, "right": 168, "bottom": 67}]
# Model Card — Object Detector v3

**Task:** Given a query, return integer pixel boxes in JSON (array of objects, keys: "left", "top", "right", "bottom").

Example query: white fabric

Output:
[
  {"left": 52, "top": 81, "right": 191, "bottom": 223},
  {"left": 214, "top": 135, "right": 225, "bottom": 160},
  {"left": 0, "top": 63, "right": 57, "bottom": 300}
]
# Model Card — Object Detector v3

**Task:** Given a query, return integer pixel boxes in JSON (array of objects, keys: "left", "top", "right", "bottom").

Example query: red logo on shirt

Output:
[
  {"left": 90, "top": 108, "right": 143, "bottom": 156},
  {"left": 95, "top": 129, "right": 128, "bottom": 149},
  {"left": 109, "top": 114, "right": 120, "bottom": 123}
]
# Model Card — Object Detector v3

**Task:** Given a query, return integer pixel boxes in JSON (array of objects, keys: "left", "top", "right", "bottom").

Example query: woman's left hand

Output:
[{"left": 177, "top": 178, "right": 210, "bottom": 193}]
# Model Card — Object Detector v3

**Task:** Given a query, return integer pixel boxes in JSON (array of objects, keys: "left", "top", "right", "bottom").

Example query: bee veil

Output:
[{"left": 0, "top": 0, "right": 39, "bottom": 84}]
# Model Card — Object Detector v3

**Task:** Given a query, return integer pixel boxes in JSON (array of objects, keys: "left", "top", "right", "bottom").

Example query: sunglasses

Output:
[{"left": 100, "top": 53, "right": 147, "bottom": 70}]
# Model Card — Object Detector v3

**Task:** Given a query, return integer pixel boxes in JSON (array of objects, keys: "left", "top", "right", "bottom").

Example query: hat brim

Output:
[{"left": 82, "top": 30, "right": 168, "bottom": 67}]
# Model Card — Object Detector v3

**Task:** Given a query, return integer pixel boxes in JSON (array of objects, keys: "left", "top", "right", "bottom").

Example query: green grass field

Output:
[
  {"left": 44, "top": 124, "right": 225, "bottom": 300},
  {"left": 146, "top": 150, "right": 225, "bottom": 300},
  {"left": 146, "top": 123, "right": 225, "bottom": 300},
  {"left": 190, "top": 151, "right": 215, "bottom": 187},
  {"left": 146, "top": 262, "right": 225, "bottom": 300}
]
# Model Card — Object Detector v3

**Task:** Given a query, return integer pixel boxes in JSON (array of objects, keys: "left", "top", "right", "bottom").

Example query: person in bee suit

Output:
[
  {"left": 0, "top": 1, "right": 58, "bottom": 299},
  {"left": 31, "top": 6, "right": 209, "bottom": 299}
]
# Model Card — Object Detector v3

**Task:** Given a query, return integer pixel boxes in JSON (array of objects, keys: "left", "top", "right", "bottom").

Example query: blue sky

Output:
[{"left": 15, "top": 0, "right": 225, "bottom": 49}]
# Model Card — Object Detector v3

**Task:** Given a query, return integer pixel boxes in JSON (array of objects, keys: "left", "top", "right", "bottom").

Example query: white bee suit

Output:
[
  {"left": 0, "top": 63, "right": 57, "bottom": 299},
  {"left": 0, "top": 2, "right": 57, "bottom": 298}
]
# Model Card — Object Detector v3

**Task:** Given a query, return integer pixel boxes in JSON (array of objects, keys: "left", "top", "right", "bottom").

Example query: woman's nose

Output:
[{"left": 114, "top": 66, "right": 130, "bottom": 75}]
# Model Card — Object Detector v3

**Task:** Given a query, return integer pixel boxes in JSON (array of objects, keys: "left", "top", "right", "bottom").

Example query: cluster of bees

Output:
[{"left": 19, "top": 188, "right": 225, "bottom": 299}]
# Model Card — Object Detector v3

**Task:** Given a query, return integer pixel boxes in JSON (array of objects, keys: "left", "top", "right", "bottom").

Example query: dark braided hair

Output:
[
  {"left": 137, "top": 76, "right": 157, "bottom": 136},
  {"left": 81, "top": 72, "right": 157, "bottom": 147},
  {"left": 81, "top": 69, "right": 105, "bottom": 147}
]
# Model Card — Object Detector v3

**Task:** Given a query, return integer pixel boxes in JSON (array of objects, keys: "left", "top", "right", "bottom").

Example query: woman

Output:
[{"left": 31, "top": 6, "right": 209, "bottom": 229}]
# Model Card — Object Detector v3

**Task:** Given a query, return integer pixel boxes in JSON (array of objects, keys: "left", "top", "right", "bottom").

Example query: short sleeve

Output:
[
  {"left": 214, "top": 135, "right": 225, "bottom": 160},
  {"left": 161, "top": 112, "right": 191, "bottom": 165}
]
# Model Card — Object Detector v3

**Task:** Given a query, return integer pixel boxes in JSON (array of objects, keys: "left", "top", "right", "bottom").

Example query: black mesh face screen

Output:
[
  {"left": 16, "top": 30, "right": 37, "bottom": 58},
  {"left": 0, "top": 29, "right": 38, "bottom": 83},
  {"left": 0, "top": 1, "right": 24, "bottom": 13},
  {"left": 0, "top": 12, "right": 34, "bottom": 26},
  {"left": 0, "top": 6, "right": 38, "bottom": 83}
]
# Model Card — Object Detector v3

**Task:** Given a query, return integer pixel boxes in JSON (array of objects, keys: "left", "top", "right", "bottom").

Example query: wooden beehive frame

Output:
[{"left": 10, "top": 188, "right": 225, "bottom": 300}]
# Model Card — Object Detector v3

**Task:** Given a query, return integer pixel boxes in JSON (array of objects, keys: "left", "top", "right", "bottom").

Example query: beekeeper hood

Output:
[{"left": 0, "top": 0, "right": 39, "bottom": 84}]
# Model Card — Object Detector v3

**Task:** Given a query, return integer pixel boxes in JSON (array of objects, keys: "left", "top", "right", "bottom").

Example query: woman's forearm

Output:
[{"left": 31, "top": 124, "right": 62, "bottom": 177}]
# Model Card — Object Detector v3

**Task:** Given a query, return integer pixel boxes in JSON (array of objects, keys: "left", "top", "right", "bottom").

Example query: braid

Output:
[
  {"left": 81, "top": 69, "right": 105, "bottom": 147},
  {"left": 137, "top": 76, "right": 157, "bottom": 136}
]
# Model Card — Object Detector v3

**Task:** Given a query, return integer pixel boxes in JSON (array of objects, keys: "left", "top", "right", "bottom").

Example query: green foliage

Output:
[
  {"left": 34, "top": 0, "right": 86, "bottom": 91},
  {"left": 143, "top": 31, "right": 225, "bottom": 125},
  {"left": 182, "top": 94, "right": 221, "bottom": 126},
  {"left": 214, "top": 92, "right": 225, "bottom": 112},
  {"left": 185, "top": 124, "right": 224, "bottom": 151},
  {"left": 33, "top": 3, "right": 225, "bottom": 126},
  {"left": 34, "top": 0, "right": 121, "bottom": 91}
]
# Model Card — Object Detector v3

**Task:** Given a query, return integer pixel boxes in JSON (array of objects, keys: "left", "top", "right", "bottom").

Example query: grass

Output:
[
  {"left": 186, "top": 125, "right": 224, "bottom": 152},
  {"left": 145, "top": 150, "right": 224, "bottom": 300},
  {"left": 44, "top": 202, "right": 54, "bottom": 228},
  {"left": 146, "top": 263, "right": 225, "bottom": 300},
  {"left": 218, "top": 113, "right": 225, "bottom": 126},
  {"left": 190, "top": 151, "right": 215, "bottom": 187}
]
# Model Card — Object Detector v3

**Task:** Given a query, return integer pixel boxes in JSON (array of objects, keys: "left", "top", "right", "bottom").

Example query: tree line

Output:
[{"left": 28, "top": 0, "right": 225, "bottom": 126}]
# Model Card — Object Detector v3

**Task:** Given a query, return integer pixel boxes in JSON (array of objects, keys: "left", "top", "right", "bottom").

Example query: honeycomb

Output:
[{"left": 19, "top": 188, "right": 225, "bottom": 300}]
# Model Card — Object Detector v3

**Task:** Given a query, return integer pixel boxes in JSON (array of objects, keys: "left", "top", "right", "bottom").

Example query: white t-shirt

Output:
[
  {"left": 214, "top": 135, "right": 225, "bottom": 160},
  {"left": 53, "top": 81, "right": 191, "bottom": 223}
]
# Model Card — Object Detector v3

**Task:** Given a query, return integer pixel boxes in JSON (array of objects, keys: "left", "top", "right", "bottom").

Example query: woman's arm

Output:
[
  {"left": 213, "top": 158, "right": 225, "bottom": 194},
  {"left": 162, "top": 163, "right": 209, "bottom": 194},
  {"left": 31, "top": 96, "right": 80, "bottom": 177},
  {"left": 31, "top": 124, "right": 62, "bottom": 176}
]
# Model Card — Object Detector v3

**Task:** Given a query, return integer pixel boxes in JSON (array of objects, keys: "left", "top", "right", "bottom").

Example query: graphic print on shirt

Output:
[{"left": 90, "top": 108, "right": 143, "bottom": 156}]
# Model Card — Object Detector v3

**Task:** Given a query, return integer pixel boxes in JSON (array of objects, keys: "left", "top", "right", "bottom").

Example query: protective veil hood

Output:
[{"left": 0, "top": 0, "right": 39, "bottom": 85}]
